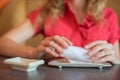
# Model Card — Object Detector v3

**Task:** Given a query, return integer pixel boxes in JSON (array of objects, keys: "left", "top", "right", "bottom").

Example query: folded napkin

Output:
[{"left": 60, "top": 46, "right": 92, "bottom": 63}]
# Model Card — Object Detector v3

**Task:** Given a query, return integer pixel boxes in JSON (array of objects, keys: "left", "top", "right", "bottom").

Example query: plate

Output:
[
  {"left": 48, "top": 58, "right": 112, "bottom": 68},
  {"left": 4, "top": 57, "right": 45, "bottom": 72}
]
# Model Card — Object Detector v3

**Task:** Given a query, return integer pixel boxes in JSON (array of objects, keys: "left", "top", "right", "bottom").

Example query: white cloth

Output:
[{"left": 60, "top": 46, "right": 92, "bottom": 63}]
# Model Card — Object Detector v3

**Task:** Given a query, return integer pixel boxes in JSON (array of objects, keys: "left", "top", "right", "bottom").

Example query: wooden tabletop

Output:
[{"left": 0, "top": 56, "right": 120, "bottom": 80}]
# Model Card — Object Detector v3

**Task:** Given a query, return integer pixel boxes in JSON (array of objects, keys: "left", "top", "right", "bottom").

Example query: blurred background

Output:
[{"left": 0, "top": 0, "right": 120, "bottom": 47}]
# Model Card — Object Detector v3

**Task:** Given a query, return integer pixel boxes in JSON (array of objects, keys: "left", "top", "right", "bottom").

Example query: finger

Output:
[
  {"left": 53, "top": 35, "right": 69, "bottom": 48},
  {"left": 38, "top": 45, "right": 59, "bottom": 57},
  {"left": 94, "top": 56, "right": 114, "bottom": 63},
  {"left": 45, "top": 47, "right": 59, "bottom": 57},
  {"left": 84, "top": 40, "right": 108, "bottom": 49},
  {"left": 61, "top": 36, "right": 73, "bottom": 45},
  {"left": 37, "top": 45, "right": 46, "bottom": 52},
  {"left": 44, "top": 35, "right": 71, "bottom": 48},
  {"left": 41, "top": 36, "right": 56, "bottom": 45},
  {"left": 40, "top": 40, "right": 50, "bottom": 46},
  {"left": 87, "top": 43, "right": 112, "bottom": 56},
  {"left": 41, "top": 37, "right": 59, "bottom": 47},
  {"left": 90, "top": 50, "right": 112, "bottom": 61},
  {"left": 95, "top": 50, "right": 114, "bottom": 60},
  {"left": 49, "top": 41, "right": 63, "bottom": 54}
]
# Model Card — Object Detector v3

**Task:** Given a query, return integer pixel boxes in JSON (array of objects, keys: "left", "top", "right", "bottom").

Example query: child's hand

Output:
[
  {"left": 37, "top": 35, "right": 73, "bottom": 57},
  {"left": 84, "top": 41, "right": 117, "bottom": 64}
]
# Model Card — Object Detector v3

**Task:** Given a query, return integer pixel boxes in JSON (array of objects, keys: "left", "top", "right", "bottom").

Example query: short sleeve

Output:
[
  {"left": 28, "top": 8, "right": 41, "bottom": 24},
  {"left": 108, "top": 11, "right": 120, "bottom": 44},
  {"left": 28, "top": 8, "right": 42, "bottom": 36}
]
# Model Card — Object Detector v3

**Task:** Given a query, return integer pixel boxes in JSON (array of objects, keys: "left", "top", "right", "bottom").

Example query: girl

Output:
[{"left": 0, "top": 0, "right": 120, "bottom": 64}]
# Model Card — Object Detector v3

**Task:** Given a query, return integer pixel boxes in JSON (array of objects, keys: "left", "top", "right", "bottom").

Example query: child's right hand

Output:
[{"left": 37, "top": 35, "right": 73, "bottom": 57}]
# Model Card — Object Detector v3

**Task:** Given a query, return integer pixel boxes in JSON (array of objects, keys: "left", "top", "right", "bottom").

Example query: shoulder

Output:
[
  {"left": 27, "top": 7, "right": 43, "bottom": 25},
  {"left": 103, "top": 7, "right": 118, "bottom": 21},
  {"left": 28, "top": 7, "right": 42, "bottom": 19}
]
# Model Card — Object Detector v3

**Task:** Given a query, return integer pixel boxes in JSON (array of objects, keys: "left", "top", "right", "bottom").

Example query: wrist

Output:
[{"left": 24, "top": 47, "right": 40, "bottom": 59}]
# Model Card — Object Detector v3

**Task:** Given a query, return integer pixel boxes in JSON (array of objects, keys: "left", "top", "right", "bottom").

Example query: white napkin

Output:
[{"left": 60, "top": 46, "right": 92, "bottom": 63}]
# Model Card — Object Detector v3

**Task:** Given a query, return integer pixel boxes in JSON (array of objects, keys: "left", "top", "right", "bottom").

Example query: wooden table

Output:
[{"left": 0, "top": 56, "right": 120, "bottom": 80}]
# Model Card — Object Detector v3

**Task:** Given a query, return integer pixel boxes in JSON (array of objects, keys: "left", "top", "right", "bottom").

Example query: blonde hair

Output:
[
  {"left": 40, "top": 0, "right": 64, "bottom": 20},
  {"left": 36, "top": 0, "right": 108, "bottom": 27},
  {"left": 88, "top": 0, "right": 108, "bottom": 21}
]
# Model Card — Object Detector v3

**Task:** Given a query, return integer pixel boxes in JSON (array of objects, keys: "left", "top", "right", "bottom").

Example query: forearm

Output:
[{"left": 0, "top": 37, "right": 40, "bottom": 59}]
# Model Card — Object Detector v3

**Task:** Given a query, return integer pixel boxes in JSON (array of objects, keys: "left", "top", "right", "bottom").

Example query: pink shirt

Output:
[{"left": 28, "top": 5, "right": 119, "bottom": 47}]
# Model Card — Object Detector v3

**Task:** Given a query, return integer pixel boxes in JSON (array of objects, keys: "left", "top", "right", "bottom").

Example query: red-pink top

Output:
[{"left": 28, "top": 4, "right": 119, "bottom": 47}]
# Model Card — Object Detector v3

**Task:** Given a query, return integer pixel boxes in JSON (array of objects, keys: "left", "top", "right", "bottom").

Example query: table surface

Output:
[{"left": 0, "top": 57, "right": 120, "bottom": 80}]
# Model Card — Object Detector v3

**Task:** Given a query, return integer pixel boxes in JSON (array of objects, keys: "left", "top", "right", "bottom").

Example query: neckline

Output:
[{"left": 64, "top": 3, "right": 95, "bottom": 28}]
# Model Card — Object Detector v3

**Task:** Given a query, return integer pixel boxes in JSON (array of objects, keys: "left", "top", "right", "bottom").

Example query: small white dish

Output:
[{"left": 4, "top": 57, "right": 45, "bottom": 72}]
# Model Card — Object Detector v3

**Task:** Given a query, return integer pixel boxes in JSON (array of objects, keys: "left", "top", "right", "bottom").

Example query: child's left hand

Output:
[{"left": 84, "top": 41, "right": 118, "bottom": 64}]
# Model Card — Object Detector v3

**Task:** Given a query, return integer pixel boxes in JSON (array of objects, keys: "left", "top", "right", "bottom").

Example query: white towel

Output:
[{"left": 60, "top": 46, "right": 92, "bottom": 63}]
